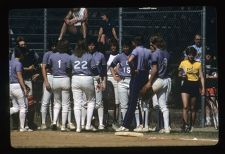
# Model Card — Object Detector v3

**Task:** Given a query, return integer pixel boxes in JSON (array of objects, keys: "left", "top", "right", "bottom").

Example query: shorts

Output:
[{"left": 180, "top": 80, "right": 200, "bottom": 97}]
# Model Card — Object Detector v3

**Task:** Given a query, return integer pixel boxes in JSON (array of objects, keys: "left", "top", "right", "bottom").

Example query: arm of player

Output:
[
  {"left": 17, "top": 71, "right": 29, "bottom": 97},
  {"left": 128, "top": 54, "right": 137, "bottom": 76},
  {"left": 109, "top": 62, "right": 121, "bottom": 81},
  {"left": 140, "top": 64, "right": 157, "bottom": 97},
  {"left": 41, "top": 64, "right": 51, "bottom": 91}
]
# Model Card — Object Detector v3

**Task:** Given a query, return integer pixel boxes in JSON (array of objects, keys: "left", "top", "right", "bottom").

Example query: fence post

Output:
[
  {"left": 44, "top": 8, "right": 47, "bottom": 52},
  {"left": 200, "top": 6, "right": 206, "bottom": 128},
  {"left": 119, "top": 7, "right": 122, "bottom": 52}
]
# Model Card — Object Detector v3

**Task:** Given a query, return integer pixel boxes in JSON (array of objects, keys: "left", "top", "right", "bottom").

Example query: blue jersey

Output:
[
  {"left": 9, "top": 59, "right": 23, "bottom": 83},
  {"left": 131, "top": 46, "right": 151, "bottom": 71},
  {"left": 151, "top": 48, "right": 170, "bottom": 78},
  {"left": 92, "top": 51, "right": 107, "bottom": 76},
  {"left": 111, "top": 52, "right": 131, "bottom": 77},
  {"left": 70, "top": 53, "right": 97, "bottom": 76},
  {"left": 48, "top": 52, "right": 70, "bottom": 76},
  {"left": 42, "top": 51, "right": 53, "bottom": 64}
]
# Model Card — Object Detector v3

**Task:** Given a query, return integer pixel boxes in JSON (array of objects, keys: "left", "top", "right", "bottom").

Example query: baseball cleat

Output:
[
  {"left": 67, "top": 123, "right": 76, "bottom": 130},
  {"left": 85, "top": 125, "right": 97, "bottom": 131},
  {"left": 115, "top": 126, "right": 129, "bottom": 132},
  {"left": 40, "top": 124, "right": 47, "bottom": 130},
  {"left": 98, "top": 124, "right": 105, "bottom": 130},
  {"left": 51, "top": 124, "right": 57, "bottom": 131}
]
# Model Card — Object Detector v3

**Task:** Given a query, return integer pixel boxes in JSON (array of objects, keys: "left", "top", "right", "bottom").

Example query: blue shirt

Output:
[
  {"left": 92, "top": 51, "right": 107, "bottom": 76},
  {"left": 42, "top": 51, "right": 53, "bottom": 64},
  {"left": 69, "top": 53, "right": 97, "bottom": 76},
  {"left": 9, "top": 59, "right": 23, "bottom": 83},
  {"left": 48, "top": 52, "right": 70, "bottom": 76},
  {"left": 151, "top": 48, "right": 170, "bottom": 78},
  {"left": 131, "top": 46, "right": 151, "bottom": 71},
  {"left": 111, "top": 52, "right": 131, "bottom": 77}
]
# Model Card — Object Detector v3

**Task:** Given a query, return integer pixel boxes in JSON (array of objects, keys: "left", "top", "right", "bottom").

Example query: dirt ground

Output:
[{"left": 10, "top": 127, "right": 218, "bottom": 148}]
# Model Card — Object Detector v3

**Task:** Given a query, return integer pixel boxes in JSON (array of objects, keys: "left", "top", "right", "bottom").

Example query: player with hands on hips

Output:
[
  {"left": 48, "top": 39, "right": 71, "bottom": 132},
  {"left": 109, "top": 40, "right": 132, "bottom": 126},
  {"left": 69, "top": 38, "right": 98, "bottom": 133},
  {"left": 10, "top": 47, "right": 29, "bottom": 132}
]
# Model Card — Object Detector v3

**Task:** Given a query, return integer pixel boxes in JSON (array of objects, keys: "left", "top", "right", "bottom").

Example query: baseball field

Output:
[{"left": 10, "top": 127, "right": 218, "bottom": 148}]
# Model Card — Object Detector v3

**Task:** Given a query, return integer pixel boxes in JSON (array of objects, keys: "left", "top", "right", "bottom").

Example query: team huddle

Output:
[{"left": 9, "top": 8, "right": 218, "bottom": 134}]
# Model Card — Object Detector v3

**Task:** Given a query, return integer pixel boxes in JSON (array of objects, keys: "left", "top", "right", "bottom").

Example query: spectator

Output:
[
  {"left": 183, "top": 34, "right": 202, "bottom": 62},
  {"left": 97, "top": 12, "right": 119, "bottom": 46},
  {"left": 58, "top": 8, "right": 88, "bottom": 41},
  {"left": 178, "top": 46, "right": 205, "bottom": 133},
  {"left": 205, "top": 49, "right": 218, "bottom": 129}
]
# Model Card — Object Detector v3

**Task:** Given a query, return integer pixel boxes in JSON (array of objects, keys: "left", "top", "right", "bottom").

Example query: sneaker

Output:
[
  {"left": 51, "top": 124, "right": 57, "bottom": 131},
  {"left": 81, "top": 125, "right": 85, "bottom": 130},
  {"left": 76, "top": 128, "right": 81, "bottom": 133},
  {"left": 61, "top": 125, "right": 66, "bottom": 132},
  {"left": 181, "top": 124, "right": 190, "bottom": 133},
  {"left": 149, "top": 127, "right": 156, "bottom": 132},
  {"left": 19, "top": 128, "right": 28, "bottom": 132},
  {"left": 142, "top": 127, "right": 149, "bottom": 132},
  {"left": 85, "top": 125, "right": 97, "bottom": 131},
  {"left": 25, "top": 127, "right": 33, "bottom": 132},
  {"left": 40, "top": 124, "right": 47, "bottom": 130},
  {"left": 67, "top": 123, "right": 76, "bottom": 130},
  {"left": 189, "top": 126, "right": 194, "bottom": 132},
  {"left": 98, "top": 124, "right": 105, "bottom": 130},
  {"left": 116, "top": 126, "right": 129, "bottom": 132},
  {"left": 133, "top": 125, "right": 144, "bottom": 132},
  {"left": 159, "top": 127, "right": 171, "bottom": 134},
  {"left": 112, "top": 123, "right": 119, "bottom": 131}
]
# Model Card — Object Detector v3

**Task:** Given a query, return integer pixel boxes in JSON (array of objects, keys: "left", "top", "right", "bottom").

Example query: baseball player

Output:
[
  {"left": 109, "top": 40, "right": 131, "bottom": 124},
  {"left": 106, "top": 40, "right": 120, "bottom": 129},
  {"left": 40, "top": 41, "right": 56, "bottom": 130},
  {"left": 48, "top": 39, "right": 71, "bottom": 131},
  {"left": 86, "top": 38, "right": 107, "bottom": 130},
  {"left": 116, "top": 36, "right": 151, "bottom": 132},
  {"left": 140, "top": 35, "right": 172, "bottom": 134},
  {"left": 10, "top": 47, "right": 29, "bottom": 132},
  {"left": 69, "top": 39, "right": 98, "bottom": 133}
]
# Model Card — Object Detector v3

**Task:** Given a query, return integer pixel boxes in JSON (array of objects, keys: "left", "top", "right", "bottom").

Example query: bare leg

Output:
[
  {"left": 181, "top": 93, "right": 190, "bottom": 125},
  {"left": 100, "top": 34, "right": 106, "bottom": 45},
  {"left": 59, "top": 22, "right": 67, "bottom": 40},
  {"left": 81, "top": 22, "right": 87, "bottom": 39},
  {"left": 190, "top": 96, "right": 197, "bottom": 126}
]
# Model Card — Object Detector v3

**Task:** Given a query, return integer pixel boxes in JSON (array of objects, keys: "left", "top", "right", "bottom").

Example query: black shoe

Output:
[
  {"left": 51, "top": 124, "right": 57, "bottom": 131},
  {"left": 181, "top": 124, "right": 190, "bottom": 133}
]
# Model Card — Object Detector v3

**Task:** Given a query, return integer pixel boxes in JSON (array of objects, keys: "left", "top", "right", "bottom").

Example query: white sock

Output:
[
  {"left": 41, "top": 112, "right": 47, "bottom": 124},
  {"left": 81, "top": 107, "right": 87, "bottom": 126},
  {"left": 98, "top": 107, "right": 104, "bottom": 126},
  {"left": 86, "top": 106, "right": 94, "bottom": 127},
  {"left": 49, "top": 104, "right": 53, "bottom": 123},
  {"left": 135, "top": 109, "right": 140, "bottom": 127},
  {"left": 62, "top": 112, "right": 68, "bottom": 127},
  {"left": 162, "top": 110, "right": 169, "bottom": 129},
  {"left": 68, "top": 110, "right": 72, "bottom": 123},
  {"left": 53, "top": 108, "right": 60, "bottom": 125},
  {"left": 121, "top": 109, "right": 127, "bottom": 121},
  {"left": 144, "top": 109, "right": 149, "bottom": 128},
  {"left": 19, "top": 111, "right": 26, "bottom": 129},
  {"left": 74, "top": 109, "right": 81, "bottom": 129}
]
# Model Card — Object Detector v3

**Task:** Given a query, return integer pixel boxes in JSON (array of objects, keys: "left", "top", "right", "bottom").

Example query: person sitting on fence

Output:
[{"left": 58, "top": 8, "right": 88, "bottom": 41}]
